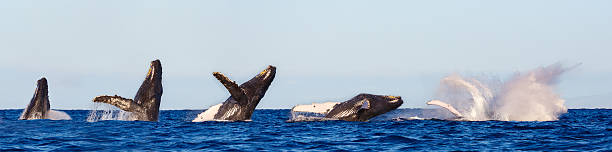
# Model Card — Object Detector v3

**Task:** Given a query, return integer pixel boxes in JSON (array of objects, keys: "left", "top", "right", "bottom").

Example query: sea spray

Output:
[
  {"left": 87, "top": 102, "right": 134, "bottom": 122},
  {"left": 431, "top": 63, "right": 574, "bottom": 121},
  {"left": 440, "top": 75, "right": 491, "bottom": 120},
  {"left": 494, "top": 64, "right": 570, "bottom": 121}
]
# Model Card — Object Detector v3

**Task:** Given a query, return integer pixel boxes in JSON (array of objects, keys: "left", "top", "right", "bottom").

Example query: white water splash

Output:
[
  {"left": 87, "top": 103, "right": 135, "bottom": 122},
  {"left": 47, "top": 110, "right": 71, "bottom": 120},
  {"left": 430, "top": 63, "right": 573, "bottom": 121}
]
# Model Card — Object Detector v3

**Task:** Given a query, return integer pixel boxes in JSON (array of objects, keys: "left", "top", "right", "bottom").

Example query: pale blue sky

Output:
[{"left": 1, "top": 1, "right": 610, "bottom": 109}]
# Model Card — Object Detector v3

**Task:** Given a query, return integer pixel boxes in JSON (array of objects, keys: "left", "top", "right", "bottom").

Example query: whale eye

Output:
[{"left": 360, "top": 100, "right": 370, "bottom": 110}]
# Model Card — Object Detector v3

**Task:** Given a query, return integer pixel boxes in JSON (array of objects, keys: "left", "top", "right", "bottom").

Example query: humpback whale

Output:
[
  {"left": 291, "top": 93, "right": 403, "bottom": 121},
  {"left": 193, "top": 65, "right": 276, "bottom": 122},
  {"left": 92, "top": 60, "right": 163, "bottom": 121},
  {"left": 19, "top": 77, "right": 71, "bottom": 120}
]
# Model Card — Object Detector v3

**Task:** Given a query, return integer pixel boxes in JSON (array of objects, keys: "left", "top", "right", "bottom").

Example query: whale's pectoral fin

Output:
[
  {"left": 427, "top": 100, "right": 463, "bottom": 118},
  {"left": 291, "top": 102, "right": 340, "bottom": 114},
  {"left": 213, "top": 72, "right": 246, "bottom": 101},
  {"left": 93, "top": 95, "right": 145, "bottom": 113}
]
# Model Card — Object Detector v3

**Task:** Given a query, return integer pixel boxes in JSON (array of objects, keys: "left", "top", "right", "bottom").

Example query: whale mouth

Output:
[
  {"left": 147, "top": 59, "right": 162, "bottom": 81},
  {"left": 385, "top": 96, "right": 401, "bottom": 103}
]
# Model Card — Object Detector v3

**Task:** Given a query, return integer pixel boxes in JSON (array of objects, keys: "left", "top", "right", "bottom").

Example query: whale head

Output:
[
  {"left": 146, "top": 59, "right": 163, "bottom": 84},
  {"left": 354, "top": 94, "right": 403, "bottom": 121},
  {"left": 242, "top": 65, "right": 276, "bottom": 97},
  {"left": 19, "top": 77, "right": 51, "bottom": 120},
  {"left": 138, "top": 59, "right": 163, "bottom": 100}
]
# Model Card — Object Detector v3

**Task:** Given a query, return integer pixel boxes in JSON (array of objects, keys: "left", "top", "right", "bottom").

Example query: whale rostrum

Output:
[
  {"left": 92, "top": 59, "right": 163, "bottom": 121},
  {"left": 193, "top": 65, "right": 276, "bottom": 122},
  {"left": 291, "top": 93, "right": 403, "bottom": 122},
  {"left": 20, "top": 77, "right": 71, "bottom": 120}
]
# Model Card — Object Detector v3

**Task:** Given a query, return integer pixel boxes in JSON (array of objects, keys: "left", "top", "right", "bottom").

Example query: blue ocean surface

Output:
[{"left": 0, "top": 109, "right": 610, "bottom": 151}]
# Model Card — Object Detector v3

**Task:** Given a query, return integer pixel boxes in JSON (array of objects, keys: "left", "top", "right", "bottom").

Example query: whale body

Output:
[
  {"left": 291, "top": 93, "right": 403, "bottom": 122},
  {"left": 19, "top": 77, "right": 71, "bottom": 120},
  {"left": 92, "top": 60, "right": 163, "bottom": 121},
  {"left": 193, "top": 65, "right": 276, "bottom": 122}
]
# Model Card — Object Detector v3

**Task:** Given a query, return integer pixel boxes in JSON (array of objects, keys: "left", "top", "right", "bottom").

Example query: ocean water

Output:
[{"left": 0, "top": 109, "right": 610, "bottom": 151}]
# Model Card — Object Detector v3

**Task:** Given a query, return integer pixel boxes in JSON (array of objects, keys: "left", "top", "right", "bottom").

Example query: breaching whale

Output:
[
  {"left": 193, "top": 65, "right": 276, "bottom": 122},
  {"left": 19, "top": 77, "right": 71, "bottom": 120},
  {"left": 290, "top": 93, "right": 403, "bottom": 122},
  {"left": 92, "top": 59, "right": 163, "bottom": 121}
]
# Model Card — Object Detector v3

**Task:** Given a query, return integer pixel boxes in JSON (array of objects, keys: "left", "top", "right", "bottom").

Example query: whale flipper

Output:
[
  {"left": 291, "top": 102, "right": 339, "bottom": 114},
  {"left": 213, "top": 72, "right": 246, "bottom": 102},
  {"left": 93, "top": 95, "right": 145, "bottom": 113},
  {"left": 427, "top": 100, "right": 463, "bottom": 118}
]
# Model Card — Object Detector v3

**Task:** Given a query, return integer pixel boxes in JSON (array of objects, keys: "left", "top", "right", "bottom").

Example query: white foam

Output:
[
  {"left": 192, "top": 104, "right": 222, "bottom": 122},
  {"left": 47, "top": 110, "right": 71, "bottom": 120}
]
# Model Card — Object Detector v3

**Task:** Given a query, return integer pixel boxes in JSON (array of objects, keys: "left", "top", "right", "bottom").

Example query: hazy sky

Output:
[{"left": 1, "top": 1, "right": 610, "bottom": 109}]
